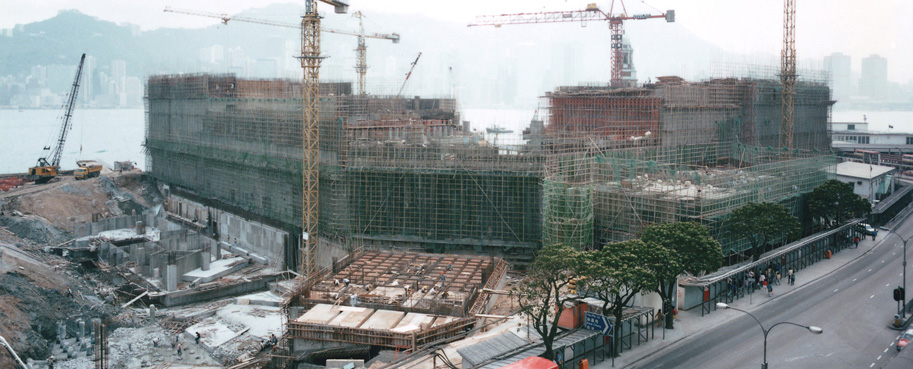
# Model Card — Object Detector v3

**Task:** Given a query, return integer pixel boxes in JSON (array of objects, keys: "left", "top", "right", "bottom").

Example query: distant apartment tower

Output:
[
  {"left": 824, "top": 52, "right": 851, "bottom": 101},
  {"left": 859, "top": 54, "right": 887, "bottom": 100}
]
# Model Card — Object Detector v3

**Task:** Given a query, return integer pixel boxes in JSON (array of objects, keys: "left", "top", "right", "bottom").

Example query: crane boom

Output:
[
  {"left": 29, "top": 53, "right": 86, "bottom": 184},
  {"left": 398, "top": 52, "right": 422, "bottom": 96},
  {"left": 163, "top": 7, "right": 400, "bottom": 42},
  {"left": 469, "top": 1, "right": 673, "bottom": 88}
]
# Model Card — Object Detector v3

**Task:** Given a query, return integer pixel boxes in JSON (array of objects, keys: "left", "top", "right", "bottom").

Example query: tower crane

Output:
[
  {"left": 28, "top": 53, "right": 86, "bottom": 184},
  {"left": 468, "top": 1, "right": 674, "bottom": 88},
  {"left": 780, "top": 0, "right": 797, "bottom": 150},
  {"left": 164, "top": 6, "right": 399, "bottom": 95}
]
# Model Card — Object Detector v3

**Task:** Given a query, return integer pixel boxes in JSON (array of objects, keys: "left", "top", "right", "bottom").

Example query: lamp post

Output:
[
  {"left": 716, "top": 303, "right": 823, "bottom": 369},
  {"left": 900, "top": 235, "right": 911, "bottom": 317}
]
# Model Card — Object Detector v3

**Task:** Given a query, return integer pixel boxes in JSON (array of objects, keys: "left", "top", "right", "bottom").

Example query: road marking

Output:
[
  {"left": 854, "top": 279, "right": 858, "bottom": 282},
  {"left": 834, "top": 289, "right": 839, "bottom": 292},
  {"left": 885, "top": 348, "right": 889, "bottom": 353},
  {"left": 883, "top": 260, "right": 886, "bottom": 263},
  {"left": 888, "top": 284, "right": 891, "bottom": 287},
  {"left": 871, "top": 363, "right": 876, "bottom": 367},
  {"left": 870, "top": 269, "right": 873, "bottom": 272},
  {"left": 871, "top": 295, "right": 875, "bottom": 299},
  {"left": 878, "top": 355, "right": 882, "bottom": 360}
]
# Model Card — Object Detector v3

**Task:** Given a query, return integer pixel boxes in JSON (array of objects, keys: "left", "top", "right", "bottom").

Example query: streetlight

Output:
[
  {"left": 899, "top": 234, "right": 911, "bottom": 317},
  {"left": 716, "top": 303, "right": 823, "bottom": 369}
]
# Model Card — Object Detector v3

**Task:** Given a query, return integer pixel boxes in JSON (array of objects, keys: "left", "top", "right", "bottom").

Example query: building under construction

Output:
[{"left": 145, "top": 72, "right": 834, "bottom": 265}]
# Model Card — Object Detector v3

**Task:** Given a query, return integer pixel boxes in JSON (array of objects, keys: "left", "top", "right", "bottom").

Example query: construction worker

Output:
[
  {"left": 66, "top": 287, "right": 73, "bottom": 298},
  {"left": 195, "top": 332, "right": 201, "bottom": 345},
  {"left": 48, "top": 356, "right": 54, "bottom": 369}
]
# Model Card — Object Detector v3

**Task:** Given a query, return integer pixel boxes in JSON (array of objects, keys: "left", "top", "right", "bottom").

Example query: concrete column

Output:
[
  {"left": 212, "top": 242, "right": 221, "bottom": 259},
  {"left": 149, "top": 304, "right": 156, "bottom": 319},
  {"left": 57, "top": 321, "right": 67, "bottom": 342},
  {"left": 135, "top": 247, "right": 146, "bottom": 276},
  {"left": 165, "top": 265, "right": 178, "bottom": 292},
  {"left": 77, "top": 320, "right": 85, "bottom": 338},
  {"left": 201, "top": 251, "right": 211, "bottom": 271},
  {"left": 136, "top": 221, "right": 145, "bottom": 235}
]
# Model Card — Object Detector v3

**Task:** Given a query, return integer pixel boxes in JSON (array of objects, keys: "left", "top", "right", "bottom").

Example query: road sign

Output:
[{"left": 584, "top": 311, "right": 613, "bottom": 335}]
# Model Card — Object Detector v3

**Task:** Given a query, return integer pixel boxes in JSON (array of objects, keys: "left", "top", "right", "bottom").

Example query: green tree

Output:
[
  {"left": 807, "top": 179, "right": 872, "bottom": 228},
  {"left": 728, "top": 202, "right": 801, "bottom": 261},
  {"left": 514, "top": 244, "right": 581, "bottom": 361},
  {"left": 640, "top": 222, "right": 722, "bottom": 329},
  {"left": 579, "top": 239, "right": 663, "bottom": 356}
]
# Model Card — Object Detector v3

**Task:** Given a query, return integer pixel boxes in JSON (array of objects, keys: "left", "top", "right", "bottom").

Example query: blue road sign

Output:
[{"left": 584, "top": 311, "right": 613, "bottom": 335}]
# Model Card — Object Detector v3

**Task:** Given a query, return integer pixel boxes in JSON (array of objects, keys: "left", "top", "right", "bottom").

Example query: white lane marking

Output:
[
  {"left": 854, "top": 279, "right": 858, "bottom": 282},
  {"left": 871, "top": 363, "right": 876, "bottom": 367},
  {"left": 885, "top": 348, "right": 889, "bottom": 353},
  {"left": 878, "top": 355, "right": 882, "bottom": 360},
  {"left": 834, "top": 289, "right": 839, "bottom": 292},
  {"left": 871, "top": 295, "right": 875, "bottom": 299}
]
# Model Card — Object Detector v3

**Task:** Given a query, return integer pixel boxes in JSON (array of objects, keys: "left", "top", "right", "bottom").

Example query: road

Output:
[{"left": 633, "top": 214, "right": 913, "bottom": 369}]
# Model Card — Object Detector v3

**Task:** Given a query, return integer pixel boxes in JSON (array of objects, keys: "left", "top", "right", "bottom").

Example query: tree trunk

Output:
[{"left": 663, "top": 301, "right": 675, "bottom": 329}]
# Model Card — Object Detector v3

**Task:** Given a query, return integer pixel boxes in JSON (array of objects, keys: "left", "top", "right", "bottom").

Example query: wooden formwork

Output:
[{"left": 287, "top": 316, "right": 476, "bottom": 351}]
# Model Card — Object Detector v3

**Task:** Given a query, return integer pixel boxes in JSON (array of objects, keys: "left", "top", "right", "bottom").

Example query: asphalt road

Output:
[{"left": 633, "top": 215, "right": 913, "bottom": 369}]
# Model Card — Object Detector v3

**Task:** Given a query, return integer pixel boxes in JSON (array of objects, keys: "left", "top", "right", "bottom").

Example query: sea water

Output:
[{"left": 0, "top": 108, "right": 145, "bottom": 174}]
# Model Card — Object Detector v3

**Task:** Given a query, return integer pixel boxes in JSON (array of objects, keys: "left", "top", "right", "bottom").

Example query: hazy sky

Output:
[{"left": 2, "top": 0, "right": 910, "bottom": 82}]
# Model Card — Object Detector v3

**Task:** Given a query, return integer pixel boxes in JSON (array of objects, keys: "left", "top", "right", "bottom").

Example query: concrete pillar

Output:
[
  {"left": 165, "top": 265, "right": 178, "bottom": 292},
  {"left": 57, "top": 321, "right": 67, "bottom": 342},
  {"left": 135, "top": 247, "right": 146, "bottom": 276},
  {"left": 149, "top": 304, "right": 156, "bottom": 319},
  {"left": 77, "top": 320, "right": 85, "bottom": 338},
  {"left": 212, "top": 242, "right": 221, "bottom": 258},
  {"left": 201, "top": 251, "right": 211, "bottom": 271}
]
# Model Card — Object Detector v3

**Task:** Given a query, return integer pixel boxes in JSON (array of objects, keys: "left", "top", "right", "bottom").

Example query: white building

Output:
[{"left": 834, "top": 161, "right": 896, "bottom": 203}]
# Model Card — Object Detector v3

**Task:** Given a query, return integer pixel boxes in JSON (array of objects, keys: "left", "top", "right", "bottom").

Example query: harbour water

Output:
[{"left": 0, "top": 108, "right": 145, "bottom": 174}]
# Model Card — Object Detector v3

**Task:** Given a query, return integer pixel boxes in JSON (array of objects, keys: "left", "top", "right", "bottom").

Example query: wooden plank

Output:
[{"left": 121, "top": 291, "right": 148, "bottom": 308}]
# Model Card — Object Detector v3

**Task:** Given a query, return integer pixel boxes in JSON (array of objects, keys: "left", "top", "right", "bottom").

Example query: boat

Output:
[{"left": 486, "top": 125, "right": 513, "bottom": 134}]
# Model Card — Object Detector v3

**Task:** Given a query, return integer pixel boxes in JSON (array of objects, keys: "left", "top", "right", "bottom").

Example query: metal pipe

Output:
[{"left": 0, "top": 335, "right": 28, "bottom": 369}]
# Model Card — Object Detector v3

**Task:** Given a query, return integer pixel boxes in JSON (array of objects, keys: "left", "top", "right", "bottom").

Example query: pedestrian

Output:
[
  {"left": 727, "top": 277, "right": 734, "bottom": 298},
  {"left": 195, "top": 331, "right": 201, "bottom": 345},
  {"left": 775, "top": 271, "right": 781, "bottom": 285},
  {"left": 655, "top": 309, "right": 663, "bottom": 327},
  {"left": 854, "top": 236, "right": 859, "bottom": 248},
  {"left": 767, "top": 280, "right": 773, "bottom": 297},
  {"left": 788, "top": 268, "right": 795, "bottom": 285},
  {"left": 873, "top": 230, "right": 878, "bottom": 240},
  {"left": 759, "top": 273, "right": 766, "bottom": 288},
  {"left": 177, "top": 342, "right": 183, "bottom": 359}
]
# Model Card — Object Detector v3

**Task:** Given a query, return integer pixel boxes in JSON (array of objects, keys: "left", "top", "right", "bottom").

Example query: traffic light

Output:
[{"left": 894, "top": 287, "right": 905, "bottom": 302}]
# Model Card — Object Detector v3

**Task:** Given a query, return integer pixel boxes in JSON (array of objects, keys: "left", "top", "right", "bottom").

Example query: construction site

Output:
[{"left": 0, "top": 0, "right": 844, "bottom": 368}]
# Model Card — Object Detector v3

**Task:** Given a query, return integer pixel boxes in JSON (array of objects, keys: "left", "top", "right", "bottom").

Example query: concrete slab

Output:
[
  {"left": 432, "top": 316, "right": 456, "bottom": 327},
  {"left": 216, "top": 304, "right": 281, "bottom": 338},
  {"left": 182, "top": 257, "right": 247, "bottom": 282},
  {"left": 327, "top": 306, "right": 374, "bottom": 328},
  {"left": 186, "top": 320, "right": 242, "bottom": 348},
  {"left": 360, "top": 310, "right": 406, "bottom": 330},
  {"left": 297, "top": 304, "right": 339, "bottom": 324},
  {"left": 392, "top": 313, "right": 433, "bottom": 333}
]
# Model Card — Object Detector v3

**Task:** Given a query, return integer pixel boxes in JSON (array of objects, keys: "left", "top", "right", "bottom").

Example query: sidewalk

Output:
[{"left": 595, "top": 231, "right": 888, "bottom": 368}]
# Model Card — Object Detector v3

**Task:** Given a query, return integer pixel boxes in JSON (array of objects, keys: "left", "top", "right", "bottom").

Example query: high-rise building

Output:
[
  {"left": 824, "top": 52, "right": 851, "bottom": 101},
  {"left": 859, "top": 54, "right": 887, "bottom": 100},
  {"left": 620, "top": 38, "right": 637, "bottom": 88}
]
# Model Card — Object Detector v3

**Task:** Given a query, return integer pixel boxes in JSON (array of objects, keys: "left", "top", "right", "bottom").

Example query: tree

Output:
[
  {"left": 808, "top": 179, "right": 872, "bottom": 228},
  {"left": 640, "top": 222, "right": 722, "bottom": 329},
  {"left": 728, "top": 202, "right": 801, "bottom": 261},
  {"left": 514, "top": 244, "right": 581, "bottom": 361},
  {"left": 578, "top": 239, "right": 663, "bottom": 356}
]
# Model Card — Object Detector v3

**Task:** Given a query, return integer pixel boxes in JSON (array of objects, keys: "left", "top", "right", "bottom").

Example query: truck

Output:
[{"left": 74, "top": 160, "right": 103, "bottom": 180}]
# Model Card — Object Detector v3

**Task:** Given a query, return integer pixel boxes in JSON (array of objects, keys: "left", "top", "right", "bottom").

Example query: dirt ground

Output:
[{"left": 0, "top": 171, "right": 161, "bottom": 367}]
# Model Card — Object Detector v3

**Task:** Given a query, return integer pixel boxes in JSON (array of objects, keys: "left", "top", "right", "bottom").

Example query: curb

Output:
[{"left": 621, "top": 235, "right": 884, "bottom": 368}]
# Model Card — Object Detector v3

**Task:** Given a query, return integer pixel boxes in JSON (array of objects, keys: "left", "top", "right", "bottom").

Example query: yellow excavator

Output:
[{"left": 28, "top": 53, "right": 86, "bottom": 184}]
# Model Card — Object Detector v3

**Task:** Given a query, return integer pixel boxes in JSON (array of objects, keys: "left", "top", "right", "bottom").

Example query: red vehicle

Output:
[{"left": 898, "top": 328, "right": 913, "bottom": 351}]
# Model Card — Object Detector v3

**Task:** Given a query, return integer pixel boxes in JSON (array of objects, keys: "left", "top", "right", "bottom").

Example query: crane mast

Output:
[
  {"left": 29, "top": 53, "right": 86, "bottom": 184},
  {"left": 780, "top": 0, "right": 797, "bottom": 150}
]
